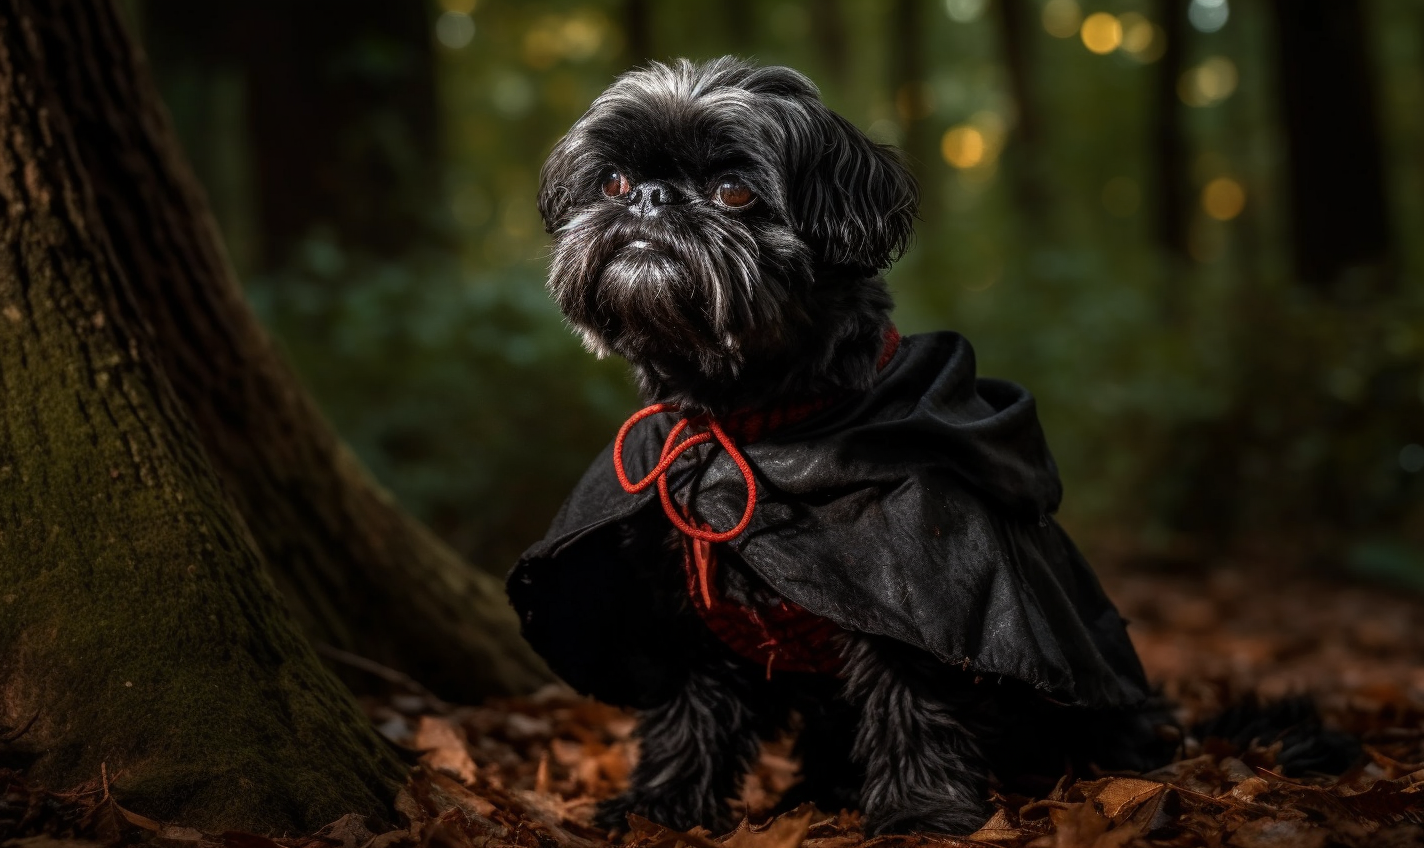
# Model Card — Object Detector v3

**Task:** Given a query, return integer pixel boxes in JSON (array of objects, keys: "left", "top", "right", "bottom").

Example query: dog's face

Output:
[{"left": 538, "top": 58, "right": 917, "bottom": 405}]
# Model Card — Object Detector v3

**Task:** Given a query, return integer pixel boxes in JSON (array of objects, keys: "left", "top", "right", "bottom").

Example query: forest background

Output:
[{"left": 131, "top": 0, "right": 1424, "bottom": 586}]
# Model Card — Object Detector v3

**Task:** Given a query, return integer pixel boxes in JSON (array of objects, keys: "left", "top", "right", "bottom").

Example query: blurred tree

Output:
[
  {"left": 140, "top": 0, "right": 444, "bottom": 273},
  {"left": 1152, "top": 0, "right": 1190, "bottom": 279},
  {"left": 0, "top": 0, "right": 407, "bottom": 831},
  {"left": 1269, "top": 0, "right": 1392, "bottom": 295},
  {"left": 891, "top": 0, "right": 935, "bottom": 214},
  {"left": 994, "top": 0, "right": 1048, "bottom": 234},
  {"left": 623, "top": 0, "right": 652, "bottom": 67},
  {"left": 810, "top": 0, "right": 849, "bottom": 87}
]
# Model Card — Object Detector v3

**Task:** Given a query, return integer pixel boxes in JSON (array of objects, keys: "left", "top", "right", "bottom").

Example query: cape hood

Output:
[{"left": 508, "top": 331, "right": 1150, "bottom": 710}]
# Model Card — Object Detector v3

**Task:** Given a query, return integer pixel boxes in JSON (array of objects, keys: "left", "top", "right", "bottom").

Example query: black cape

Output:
[{"left": 508, "top": 332, "right": 1150, "bottom": 710}]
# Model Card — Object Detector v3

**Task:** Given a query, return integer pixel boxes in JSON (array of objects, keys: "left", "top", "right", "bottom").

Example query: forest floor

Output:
[{"left": 4, "top": 560, "right": 1423, "bottom": 847}]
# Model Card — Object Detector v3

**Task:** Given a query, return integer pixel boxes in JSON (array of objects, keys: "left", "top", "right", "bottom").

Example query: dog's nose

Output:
[{"left": 628, "top": 180, "right": 678, "bottom": 215}]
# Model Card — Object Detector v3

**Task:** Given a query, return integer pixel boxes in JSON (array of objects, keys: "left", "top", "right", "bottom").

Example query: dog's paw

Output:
[
  {"left": 865, "top": 801, "right": 992, "bottom": 836},
  {"left": 593, "top": 791, "right": 729, "bottom": 834}
]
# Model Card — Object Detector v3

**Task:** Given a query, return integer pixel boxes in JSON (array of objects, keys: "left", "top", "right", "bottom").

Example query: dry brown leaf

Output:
[
  {"left": 720, "top": 806, "right": 815, "bottom": 848},
  {"left": 1090, "top": 777, "right": 1163, "bottom": 820},
  {"left": 1227, "top": 776, "right": 1271, "bottom": 803},
  {"left": 413, "top": 716, "right": 478, "bottom": 785},
  {"left": 967, "top": 808, "right": 1031, "bottom": 846}
]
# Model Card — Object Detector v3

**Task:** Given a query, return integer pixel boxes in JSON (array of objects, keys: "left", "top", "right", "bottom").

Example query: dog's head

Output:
[{"left": 538, "top": 57, "right": 917, "bottom": 411}]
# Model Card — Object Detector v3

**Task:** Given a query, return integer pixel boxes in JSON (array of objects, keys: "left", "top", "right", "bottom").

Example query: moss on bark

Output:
[
  {"left": 43, "top": 0, "right": 548, "bottom": 704},
  {"left": 0, "top": 1, "right": 405, "bottom": 832}
]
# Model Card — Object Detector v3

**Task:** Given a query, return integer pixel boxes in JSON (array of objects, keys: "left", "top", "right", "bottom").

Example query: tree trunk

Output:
[
  {"left": 46, "top": 1, "right": 549, "bottom": 703},
  {"left": 995, "top": 0, "right": 1049, "bottom": 235},
  {"left": 140, "top": 0, "right": 445, "bottom": 273},
  {"left": 7, "top": 0, "right": 545, "bottom": 701},
  {"left": 810, "top": 0, "right": 848, "bottom": 88},
  {"left": 1269, "top": 0, "right": 1392, "bottom": 294},
  {"left": 0, "top": 0, "right": 403, "bottom": 832},
  {"left": 1153, "top": 0, "right": 1190, "bottom": 266},
  {"left": 623, "top": 0, "right": 652, "bottom": 68},
  {"left": 890, "top": 0, "right": 933, "bottom": 209}
]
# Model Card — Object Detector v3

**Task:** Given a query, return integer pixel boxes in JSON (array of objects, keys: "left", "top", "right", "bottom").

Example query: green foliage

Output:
[
  {"left": 150, "top": 0, "right": 1424, "bottom": 573},
  {"left": 247, "top": 235, "right": 635, "bottom": 572}
]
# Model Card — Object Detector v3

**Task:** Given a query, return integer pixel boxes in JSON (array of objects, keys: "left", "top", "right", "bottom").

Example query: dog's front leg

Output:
[
  {"left": 595, "top": 658, "right": 763, "bottom": 832},
  {"left": 843, "top": 635, "right": 992, "bottom": 835}
]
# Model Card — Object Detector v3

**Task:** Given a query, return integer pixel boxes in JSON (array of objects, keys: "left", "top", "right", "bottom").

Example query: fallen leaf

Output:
[
  {"left": 1091, "top": 777, "right": 1163, "bottom": 820},
  {"left": 414, "top": 716, "right": 478, "bottom": 785},
  {"left": 721, "top": 806, "right": 815, "bottom": 848}
]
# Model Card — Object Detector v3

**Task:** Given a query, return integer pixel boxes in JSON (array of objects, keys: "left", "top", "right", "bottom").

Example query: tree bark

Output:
[
  {"left": 48, "top": 0, "right": 549, "bottom": 703},
  {"left": 1268, "top": 0, "right": 1392, "bottom": 294},
  {"left": 0, "top": 0, "right": 404, "bottom": 832}
]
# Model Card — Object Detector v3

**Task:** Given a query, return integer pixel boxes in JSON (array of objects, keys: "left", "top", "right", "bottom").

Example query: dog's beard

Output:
[{"left": 548, "top": 202, "right": 814, "bottom": 381}]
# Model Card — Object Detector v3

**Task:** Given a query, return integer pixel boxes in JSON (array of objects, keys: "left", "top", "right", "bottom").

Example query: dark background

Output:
[{"left": 127, "top": 0, "right": 1424, "bottom": 586}]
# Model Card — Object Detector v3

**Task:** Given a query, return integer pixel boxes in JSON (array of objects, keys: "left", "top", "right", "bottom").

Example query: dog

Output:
[{"left": 509, "top": 56, "right": 1179, "bottom": 835}]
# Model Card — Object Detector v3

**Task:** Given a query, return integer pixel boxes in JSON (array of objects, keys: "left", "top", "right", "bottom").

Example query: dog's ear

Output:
[
  {"left": 792, "top": 107, "right": 919, "bottom": 272},
  {"left": 537, "top": 135, "right": 579, "bottom": 234}
]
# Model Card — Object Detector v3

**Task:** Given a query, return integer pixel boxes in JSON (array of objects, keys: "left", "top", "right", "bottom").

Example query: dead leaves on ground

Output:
[{"left": 2, "top": 566, "right": 1422, "bottom": 847}]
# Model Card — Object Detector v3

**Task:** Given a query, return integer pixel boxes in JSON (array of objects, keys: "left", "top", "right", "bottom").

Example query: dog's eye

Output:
[
  {"left": 601, "top": 170, "right": 631, "bottom": 198},
  {"left": 714, "top": 180, "right": 754, "bottom": 208}
]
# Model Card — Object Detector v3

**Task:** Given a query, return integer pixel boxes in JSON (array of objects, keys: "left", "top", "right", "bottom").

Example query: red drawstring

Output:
[
  {"left": 611, "top": 326, "right": 900, "bottom": 631},
  {"left": 613, "top": 403, "right": 758, "bottom": 544}
]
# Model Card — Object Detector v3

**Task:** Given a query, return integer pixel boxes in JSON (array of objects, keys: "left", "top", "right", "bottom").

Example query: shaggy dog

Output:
[{"left": 510, "top": 57, "right": 1196, "bottom": 835}]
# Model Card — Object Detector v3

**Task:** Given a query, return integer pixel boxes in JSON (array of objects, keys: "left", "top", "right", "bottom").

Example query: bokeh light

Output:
[
  {"left": 1179, "top": 56, "right": 1238, "bottom": 107},
  {"left": 1202, "top": 177, "right": 1246, "bottom": 220},
  {"left": 941, "top": 125, "right": 986, "bottom": 169},
  {"left": 1188, "top": 0, "right": 1230, "bottom": 33},
  {"left": 1080, "top": 13, "right": 1122, "bottom": 55},
  {"left": 437, "top": 0, "right": 476, "bottom": 12},
  {"left": 1118, "top": 13, "right": 1166, "bottom": 63},
  {"left": 1119, "top": 13, "right": 1151, "bottom": 52},
  {"left": 1401, "top": 444, "right": 1424, "bottom": 473},
  {"left": 436, "top": 12, "right": 476, "bottom": 50},
  {"left": 944, "top": 0, "right": 986, "bottom": 24},
  {"left": 1041, "top": 0, "right": 1082, "bottom": 39},
  {"left": 522, "top": 12, "right": 608, "bottom": 69}
]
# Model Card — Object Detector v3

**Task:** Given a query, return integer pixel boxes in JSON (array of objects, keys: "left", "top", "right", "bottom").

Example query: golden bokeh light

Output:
[
  {"left": 1080, "top": 13, "right": 1123, "bottom": 55},
  {"left": 1041, "top": 0, "right": 1082, "bottom": 39},
  {"left": 1179, "top": 56, "right": 1238, "bottom": 106},
  {"left": 1122, "top": 12, "right": 1156, "bottom": 54},
  {"left": 1202, "top": 177, "right": 1246, "bottom": 221},
  {"left": 522, "top": 12, "right": 609, "bottom": 69},
  {"left": 942, "top": 125, "right": 986, "bottom": 169}
]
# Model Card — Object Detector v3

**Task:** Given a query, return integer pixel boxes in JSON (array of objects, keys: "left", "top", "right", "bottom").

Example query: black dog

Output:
[{"left": 510, "top": 57, "right": 1177, "bottom": 835}]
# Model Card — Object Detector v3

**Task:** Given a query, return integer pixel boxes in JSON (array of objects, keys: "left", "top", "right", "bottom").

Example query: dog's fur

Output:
[{"left": 536, "top": 57, "right": 1189, "bottom": 835}]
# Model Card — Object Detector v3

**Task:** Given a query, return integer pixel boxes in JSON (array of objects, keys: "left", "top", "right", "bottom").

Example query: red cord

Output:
[
  {"left": 613, "top": 406, "right": 758, "bottom": 544},
  {"left": 611, "top": 325, "right": 900, "bottom": 546}
]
